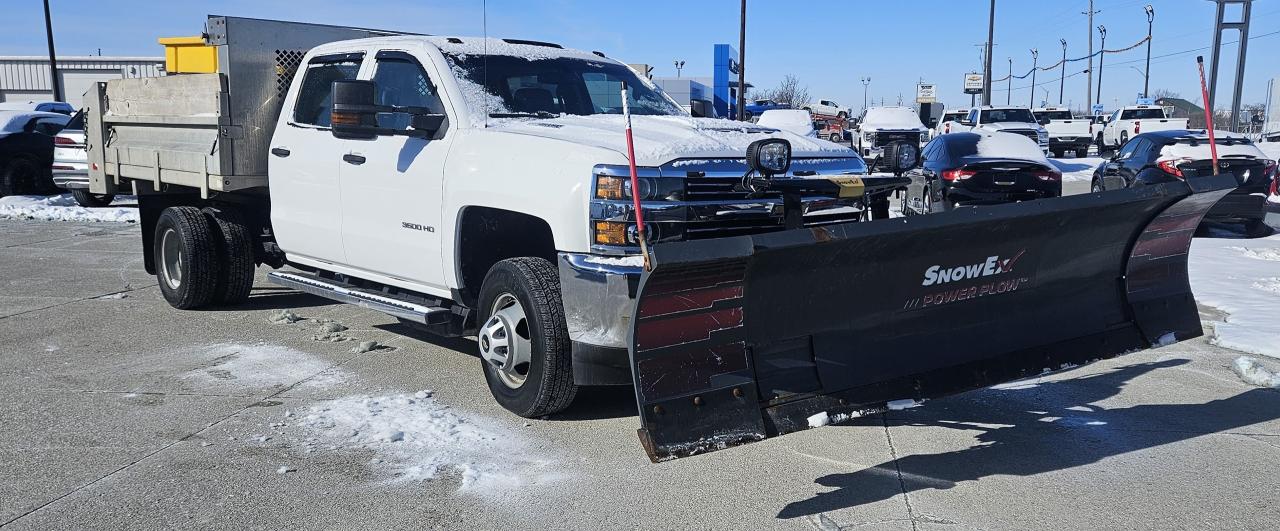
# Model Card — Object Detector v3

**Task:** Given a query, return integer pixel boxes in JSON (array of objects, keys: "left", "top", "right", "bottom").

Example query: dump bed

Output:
[{"left": 85, "top": 16, "right": 410, "bottom": 197}]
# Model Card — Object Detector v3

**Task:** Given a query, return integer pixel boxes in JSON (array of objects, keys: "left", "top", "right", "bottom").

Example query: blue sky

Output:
[{"left": 1, "top": 0, "right": 1277, "bottom": 113}]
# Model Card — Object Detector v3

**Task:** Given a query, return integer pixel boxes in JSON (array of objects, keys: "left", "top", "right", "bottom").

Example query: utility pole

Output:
[
  {"left": 42, "top": 0, "right": 63, "bottom": 102},
  {"left": 1084, "top": 0, "right": 1100, "bottom": 112},
  {"left": 1006, "top": 57, "right": 1012, "bottom": 105},
  {"left": 1059, "top": 39, "right": 1068, "bottom": 104},
  {"left": 1029, "top": 48, "right": 1038, "bottom": 108},
  {"left": 982, "top": 0, "right": 996, "bottom": 105},
  {"left": 1095, "top": 25, "right": 1107, "bottom": 105},
  {"left": 736, "top": 0, "right": 746, "bottom": 121},
  {"left": 1143, "top": 5, "right": 1154, "bottom": 98}
]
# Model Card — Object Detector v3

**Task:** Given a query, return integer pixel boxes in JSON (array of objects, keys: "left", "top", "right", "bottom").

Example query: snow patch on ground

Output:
[
  {"left": 1232, "top": 356, "right": 1280, "bottom": 388},
  {"left": 297, "top": 393, "right": 561, "bottom": 492},
  {"left": 806, "top": 411, "right": 831, "bottom": 428},
  {"left": 887, "top": 399, "right": 921, "bottom": 411},
  {"left": 0, "top": 194, "right": 137, "bottom": 223},
  {"left": 185, "top": 343, "right": 339, "bottom": 389},
  {"left": 1049, "top": 157, "right": 1105, "bottom": 182},
  {"left": 1189, "top": 235, "right": 1280, "bottom": 358}
]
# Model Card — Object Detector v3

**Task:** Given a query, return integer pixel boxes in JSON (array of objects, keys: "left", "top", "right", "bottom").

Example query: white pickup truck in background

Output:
[
  {"left": 1098, "top": 104, "right": 1189, "bottom": 155},
  {"left": 942, "top": 105, "right": 1049, "bottom": 154},
  {"left": 1032, "top": 107, "right": 1091, "bottom": 158},
  {"left": 84, "top": 16, "right": 887, "bottom": 420}
]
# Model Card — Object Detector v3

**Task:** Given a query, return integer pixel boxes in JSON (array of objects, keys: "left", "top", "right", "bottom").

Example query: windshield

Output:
[
  {"left": 1121, "top": 108, "right": 1166, "bottom": 120},
  {"left": 981, "top": 108, "right": 1036, "bottom": 123},
  {"left": 1034, "top": 110, "right": 1073, "bottom": 121},
  {"left": 943, "top": 112, "right": 967, "bottom": 121},
  {"left": 443, "top": 53, "right": 684, "bottom": 118}
]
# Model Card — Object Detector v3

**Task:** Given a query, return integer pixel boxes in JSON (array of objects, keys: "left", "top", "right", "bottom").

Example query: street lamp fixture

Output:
[
  {"left": 673, "top": 60, "right": 685, "bottom": 78},
  {"left": 1143, "top": 4, "right": 1155, "bottom": 98},
  {"left": 1096, "top": 25, "right": 1107, "bottom": 105},
  {"left": 860, "top": 76, "right": 871, "bottom": 113}
]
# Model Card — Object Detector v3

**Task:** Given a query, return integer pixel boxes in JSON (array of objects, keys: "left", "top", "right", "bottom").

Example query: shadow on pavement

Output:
[
  {"left": 203, "top": 289, "right": 340, "bottom": 311},
  {"left": 777, "top": 359, "right": 1280, "bottom": 519},
  {"left": 1048, "top": 159, "right": 1095, "bottom": 173}
]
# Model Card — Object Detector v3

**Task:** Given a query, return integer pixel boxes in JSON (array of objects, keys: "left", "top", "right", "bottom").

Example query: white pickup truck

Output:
[
  {"left": 1098, "top": 104, "right": 1189, "bottom": 155},
  {"left": 84, "top": 17, "right": 883, "bottom": 419},
  {"left": 1032, "top": 107, "right": 1091, "bottom": 158},
  {"left": 948, "top": 106, "right": 1049, "bottom": 154}
]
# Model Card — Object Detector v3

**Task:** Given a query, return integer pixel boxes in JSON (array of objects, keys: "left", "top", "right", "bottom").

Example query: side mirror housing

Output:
[{"left": 331, "top": 80, "right": 380, "bottom": 140}]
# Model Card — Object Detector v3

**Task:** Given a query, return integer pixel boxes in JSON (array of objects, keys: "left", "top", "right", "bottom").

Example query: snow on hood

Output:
[
  {"left": 975, "top": 131, "right": 1050, "bottom": 164},
  {"left": 485, "top": 114, "right": 853, "bottom": 166},
  {"left": 982, "top": 121, "right": 1041, "bottom": 131},
  {"left": 756, "top": 109, "right": 816, "bottom": 137},
  {"left": 861, "top": 107, "right": 925, "bottom": 130}
]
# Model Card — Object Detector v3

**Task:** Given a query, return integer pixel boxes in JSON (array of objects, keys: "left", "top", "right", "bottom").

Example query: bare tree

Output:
[
  {"left": 1151, "top": 88, "right": 1181, "bottom": 100},
  {"left": 750, "top": 75, "right": 812, "bottom": 108}
]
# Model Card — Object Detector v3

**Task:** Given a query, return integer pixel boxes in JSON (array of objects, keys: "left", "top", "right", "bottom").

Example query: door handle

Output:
[
  {"left": 270, "top": 147, "right": 290, "bottom": 157},
  {"left": 343, "top": 154, "right": 366, "bottom": 165}
]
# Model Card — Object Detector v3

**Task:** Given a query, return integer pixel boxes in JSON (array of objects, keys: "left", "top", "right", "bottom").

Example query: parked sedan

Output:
[
  {"left": 0, "top": 110, "right": 71, "bottom": 196},
  {"left": 1091, "top": 130, "right": 1277, "bottom": 234},
  {"left": 900, "top": 131, "right": 1061, "bottom": 215}
]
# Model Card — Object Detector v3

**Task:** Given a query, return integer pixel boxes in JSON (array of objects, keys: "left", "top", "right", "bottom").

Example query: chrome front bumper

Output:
[{"left": 558, "top": 252, "right": 644, "bottom": 385}]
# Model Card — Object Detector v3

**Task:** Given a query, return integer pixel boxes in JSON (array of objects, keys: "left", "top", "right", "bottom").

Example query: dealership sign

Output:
[
  {"left": 916, "top": 83, "right": 937, "bottom": 103},
  {"left": 963, "top": 73, "right": 984, "bottom": 95}
]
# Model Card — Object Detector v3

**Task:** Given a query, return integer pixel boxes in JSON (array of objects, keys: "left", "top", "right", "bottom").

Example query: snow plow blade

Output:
[{"left": 629, "top": 176, "right": 1237, "bottom": 462}]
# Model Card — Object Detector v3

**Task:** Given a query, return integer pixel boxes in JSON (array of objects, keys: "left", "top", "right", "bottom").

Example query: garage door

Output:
[{"left": 58, "top": 70, "right": 120, "bottom": 110}]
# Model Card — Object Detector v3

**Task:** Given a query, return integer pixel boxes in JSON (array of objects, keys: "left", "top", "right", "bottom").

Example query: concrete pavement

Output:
[{"left": 1, "top": 218, "right": 1278, "bottom": 530}]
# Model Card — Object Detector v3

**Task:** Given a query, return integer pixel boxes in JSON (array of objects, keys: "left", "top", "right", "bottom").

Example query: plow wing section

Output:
[{"left": 628, "top": 177, "right": 1236, "bottom": 462}]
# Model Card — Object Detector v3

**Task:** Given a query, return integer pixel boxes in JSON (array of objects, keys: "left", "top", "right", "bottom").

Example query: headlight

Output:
[
  {"left": 594, "top": 175, "right": 685, "bottom": 201},
  {"left": 746, "top": 138, "right": 791, "bottom": 176}
]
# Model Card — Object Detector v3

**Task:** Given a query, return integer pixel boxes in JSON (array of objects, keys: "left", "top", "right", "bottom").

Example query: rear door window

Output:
[{"left": 292, "top": 53, "right": 364, "bottom": 127}]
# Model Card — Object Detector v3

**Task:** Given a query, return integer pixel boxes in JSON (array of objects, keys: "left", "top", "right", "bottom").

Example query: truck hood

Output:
[
  {"left": 981, "top": 122, "right": 1045, "bottom": 132},
  {"left": 485, "top": 115, "right": 854, "bottom": 166}
]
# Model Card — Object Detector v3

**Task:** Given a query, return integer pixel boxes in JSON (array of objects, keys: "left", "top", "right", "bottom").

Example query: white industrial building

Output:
[{"left": 0, "top": 56, "right": 165, "bottom": 109}]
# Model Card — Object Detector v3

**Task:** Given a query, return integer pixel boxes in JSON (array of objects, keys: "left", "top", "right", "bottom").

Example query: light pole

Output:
[
  {"left": 1059, "top": 39, "right": 1067, "bottom": 104},
  {"left": 982, "top": 0, "right": 996, "bottom": 105},
  {"left": 43, "top": 0, "right": 62, "bottom": 102},
  {"left": 1095, "top": 25, "right": 1107, "bottom": 105},
  {"left": 861, "top": 76, "right": 871, "bottom": 113},
  {"left": 1084, "top": 0, "right": 1100, "bottom": 112},
  {"left": 1143, "top": 4, "right": 1154, "bottom": 98},
  {"left": 1029, "top": 48, "right": 1038, "bottom": 108},
  {"left": 1006, "top": 57, "right": 1012, "bottom": 105},
  {"left": 673, "top": 60, "right": 685, "bottom": 78},
  {"left": 736, "top": 0, "right": 746, "bottom": 121}
]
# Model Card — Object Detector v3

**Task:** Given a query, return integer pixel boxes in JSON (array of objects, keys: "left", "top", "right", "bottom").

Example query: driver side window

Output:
[
  {"left": 370, "top": 53, "right": 445, "bottom": 130},
  {"left": 1116, "top": 137, "right": 1142, "bottom": 159}
]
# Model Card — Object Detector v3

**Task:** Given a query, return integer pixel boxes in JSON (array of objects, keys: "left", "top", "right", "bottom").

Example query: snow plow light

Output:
[
  {"left": 746, "top": 139, "right": 791, "bottom": 177},
  {"left": 594, "top": 221, "right": 628, "bottom": 245}
]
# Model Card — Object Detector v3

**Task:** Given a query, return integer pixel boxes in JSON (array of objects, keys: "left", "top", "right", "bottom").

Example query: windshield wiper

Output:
[{"left": 489, "top": 111, "right": 558, "bottom": 119}]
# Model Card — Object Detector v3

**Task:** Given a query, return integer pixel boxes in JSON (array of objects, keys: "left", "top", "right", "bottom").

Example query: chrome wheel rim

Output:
[
  {"left": 159, "top": 227, "right": 183, "bottom": 290},
  {"left": 479, "top": 293, "right": 532, "bottom": 389}
]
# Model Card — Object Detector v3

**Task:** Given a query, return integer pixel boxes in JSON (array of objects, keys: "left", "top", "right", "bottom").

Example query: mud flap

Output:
[{"left": 629, "top": 176, "right": 1236, "bottom": 462}]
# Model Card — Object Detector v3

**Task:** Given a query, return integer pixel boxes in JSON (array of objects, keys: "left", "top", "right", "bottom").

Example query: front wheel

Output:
[
  {"left": 477, "top": 257, "right": 578, "bottom": 418},
  {"left": 1091, "top": 180, "right": 1105, "bottom": 193},
  {"left": 71, "top": 189, "right": 115, "bottom": 208},
  {"left": 1075, "top": 147, "right": 1089, "bottom": 158}
]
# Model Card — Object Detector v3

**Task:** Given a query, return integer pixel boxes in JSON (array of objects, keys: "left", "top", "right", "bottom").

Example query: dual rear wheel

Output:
[{"left": 154, "top": 206, "right": 255, "bottom": 309}]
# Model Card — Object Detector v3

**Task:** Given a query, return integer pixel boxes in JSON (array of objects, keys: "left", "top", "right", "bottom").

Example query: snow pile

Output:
[
  {"left": 861, "top": 107, "right": 925, "bottom": 130},
  {"left": 886, "top": 399, "right": 921, "bottom": 411},
  {"left": 1188, "top": 234, "right": 1280, "bottom": 358},
  {"left": 298, "top": 393, "right": 560, "bottom": 491},
  {"left": 756, "top": 109, "right": 816, "bottom": 137},
  {"left": 184, "top": 343, "right": 339, "bottom": 388},
  {"left": 1232, "top": 356, "right": 1280, "bottom": 388},
  {"left": 806, "top": 411, "right": 830, "bottom": 428},
  {"left": 975, "top": 131, "right": 1050, "bottom": 165},
  {"left": 0, "top": 194, "right": 137, "bottom": 223}
]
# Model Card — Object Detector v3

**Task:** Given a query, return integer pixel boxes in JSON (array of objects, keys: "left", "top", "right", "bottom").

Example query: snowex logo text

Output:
[{"left": 921, "top": 250, "right": 1024, "bottom": 287}]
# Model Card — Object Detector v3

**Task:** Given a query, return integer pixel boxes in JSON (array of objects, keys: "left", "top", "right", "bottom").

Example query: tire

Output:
[
  {"left": 1119, "top": 131, "right": 1129, "bottom": 147},
  {"left": 1, "top": 157, "right": 40, "bottom": 197},
  {"left": 202, "top": 206, "right": 256, "bottom": 305},
  {"left": 70, "top": 189, "right": 115, "bottom": 208},
  {"left": 476, "top": 257, "right": 577, "bottom": 418},
  {"left": 1075, "top": 147, "right": 1089, "bottom": 158},
  {"left": 1091, "top": 180, "right": 1105, "bottom": 193},
  {"left": 921, "top": 186, "right": 934, "bottom": 214},
  {"left": 154, "top": 206, "right": 220, "bottom": 310},
  {"left": 1051, "top": 149, "right": 1063, "bottom": 159},
  {"left": 837, "top": 111, "right": 848, "bottom": 119}
]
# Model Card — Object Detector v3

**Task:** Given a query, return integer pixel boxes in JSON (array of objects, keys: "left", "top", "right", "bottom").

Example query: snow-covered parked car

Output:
[
  {"left": 900, "top": 131, "right": 1060, "bottom": 214},
  {"left": 1091, "top": 130, "right": 1276, "bottom": 235},
  {"left": 854, "top": 106, "right": 928, "bottom": 172},
  {"left": 1033, "top": 107, "right": 1091, "bottom": 158},
  {"left": 756, "top": 109, "right": 817, "bottom": 137},
  {"left": 803, "top": 99, "right": 849, "bottom": 118},
  {"left": 0, "top": 110, "right": 69, "bottom": 196}
]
